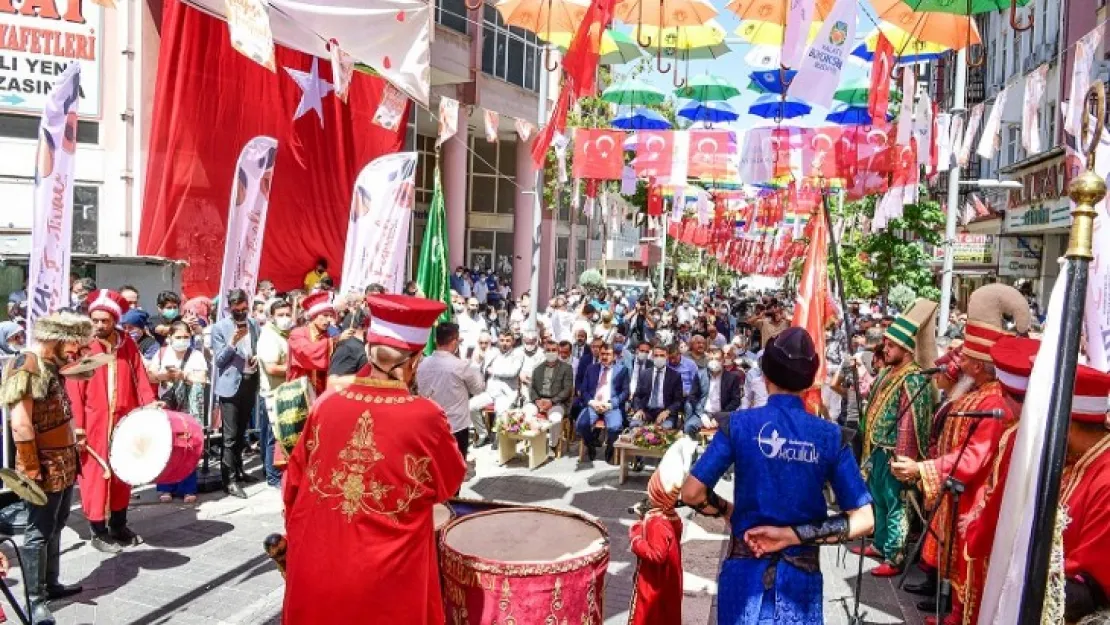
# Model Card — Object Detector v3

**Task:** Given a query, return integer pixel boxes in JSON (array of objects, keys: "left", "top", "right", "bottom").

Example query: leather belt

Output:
[
  {"left": 728, "top": 537, "right": 820, "bottom": 590},
  {"left": 37, "top": 420, "right": 77, "bottom": 450}
]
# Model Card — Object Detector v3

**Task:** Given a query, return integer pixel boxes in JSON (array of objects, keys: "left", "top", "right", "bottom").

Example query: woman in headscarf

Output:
[{"left": 0, "top": 321, "right": 25, "bottom": 356}]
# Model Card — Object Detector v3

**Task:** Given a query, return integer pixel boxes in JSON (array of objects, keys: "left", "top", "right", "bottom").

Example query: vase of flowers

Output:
[{"left": 623, "top": 424, "right": 680, "bottom": 450}]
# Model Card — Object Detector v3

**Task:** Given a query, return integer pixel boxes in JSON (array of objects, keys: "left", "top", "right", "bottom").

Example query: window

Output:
[
  {"left": 575, "top": 238, "right": 587, "bottom": 280},
  {"left": 1010, "top": 33, "right": 1020, "bottom": 76},
  {"left": 435, "top": 0, "right": 468, "bottom": 34},
  {"left": 1006, "top": 126, "right": 1020, "bottom": 165},
  {"left": 481, "top": 5, "right": 540, "bottom": 92},
  {"left": 72, "top": 185, "right": 99, "bottom": 254},
  {"left": 468, "top": 136, "right": 519, "bottom": 214},
  {"left": 1046, "top": 102, "right": 1056, "bottom": 149},
  {"left": 467, "top": 229, "right": 515, "bottom": 281},
  {"left": 0, "top": 114, "right": 98, "bottom": 143},
  {"left": 556, "top": 236, "right": 569, "bottom": 288},
  {"left": 414, "top": 134, "right": 439, "bottom": 206}
]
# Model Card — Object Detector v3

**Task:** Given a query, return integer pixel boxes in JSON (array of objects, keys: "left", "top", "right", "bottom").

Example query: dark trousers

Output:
[
  {"left": 257, "top": 396, "right": 281, "bottom": 486},
  {"left": 219, "top": 374, "right": 259, "bottom": 484},
  {"left": 25, "top": 485, "right": 74, "bottom": 585},
  {"left": 453, "top": 429, "right": 471, "bottom": 460}
]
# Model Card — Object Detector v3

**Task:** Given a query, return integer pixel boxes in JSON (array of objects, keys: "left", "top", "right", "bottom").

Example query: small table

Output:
[
  {"left": 497, "top": 427, "right": 550, "bottom": 470},
  {"left": 614, "top": 440, "right": 669, "bottom": 485}
]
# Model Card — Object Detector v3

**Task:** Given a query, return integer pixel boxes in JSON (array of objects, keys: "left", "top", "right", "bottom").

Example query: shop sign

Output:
[
  {"left": 0, "top": 0, "right": 102, "bottom": 117},
  {"left": 1004, "top": 203, "right": 1072, "bottom": 233},
  {"left": 998, "top": 236, "right": 1043, "bottom": 278},
  {"left": 1005, "top": 156, "right": 1071, "bottom": 233},
  {"left": 931, "top": 234, "right": 997, "bottom": 265}
]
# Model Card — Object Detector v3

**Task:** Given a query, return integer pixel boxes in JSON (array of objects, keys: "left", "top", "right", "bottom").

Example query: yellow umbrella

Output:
[
  {"left": 725, "top": 0, "right": 836, "bottom": 25},
  {"left": 870, "top": 0, "right": 983, "bottom": 52},
  {"left": 866, "top": 22, "right": 950, "bottom": 56},
  {"left": 494, "top": 0, "right": 590, "bottom": 35},
  {"left": 633, "top": 20, "right": 728, "bottom": 87},
  {"left": 538, "top": 29, "right": 646, "bottom": 65},
  {"left": 733, "top": 19, "right": 821, "bottom": 46}
]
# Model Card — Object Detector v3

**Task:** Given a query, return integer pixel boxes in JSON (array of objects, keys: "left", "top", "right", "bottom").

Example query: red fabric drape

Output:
[{"left": 139, "top": 1, "right": 408, "bottom": 296}]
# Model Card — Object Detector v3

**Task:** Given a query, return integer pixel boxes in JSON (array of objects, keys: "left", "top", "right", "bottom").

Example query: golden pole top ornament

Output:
[{"left": 1066, "top": 81, "right": 1107, "bottom": 260}]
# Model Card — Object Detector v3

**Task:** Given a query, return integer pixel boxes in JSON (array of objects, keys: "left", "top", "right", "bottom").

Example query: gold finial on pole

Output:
[{"left": 1066, "top": 81, "right": 1107, "bottom": 261}]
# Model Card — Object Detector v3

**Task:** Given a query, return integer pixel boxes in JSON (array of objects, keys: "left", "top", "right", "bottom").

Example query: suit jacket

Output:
[
  {"left": 632, "top": 366, "right": 684, "bottom": 414},
  {"left": 579, "top": 362, "right": 630, "bottom": 413},
  {"left": 530, "top": 360, "right": 574, "bottom": 406},
  {"left": 691, "top": 369, "right": 743, "bottom": 418},
  {"left": 574, "top": 349, "right": 596, "bottom": 404},
  {"left": 211, "top": 317, "right": 261, "bottom": 398}
]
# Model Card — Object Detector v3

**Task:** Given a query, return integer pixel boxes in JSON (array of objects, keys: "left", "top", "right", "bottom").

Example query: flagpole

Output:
[
  {"left": 658, "top": 199, "right": 668, "bottom": 298},
  {"left": 1016, "top": 82, "right": 1106, "bottom": 625},
  {"left": 527, "top": 45, "right": 550, "bottom": 334},
  {"left": 938, "top": 47, "right": 968, "bottom": 336}
]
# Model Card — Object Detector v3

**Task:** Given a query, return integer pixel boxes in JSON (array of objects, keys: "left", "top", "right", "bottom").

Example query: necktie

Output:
[
  {"left": 652, "top": 369, "right": 662, "bottom": 408},
  {"left": 595, "top": 367, "right": 609, "bottom": 401}
]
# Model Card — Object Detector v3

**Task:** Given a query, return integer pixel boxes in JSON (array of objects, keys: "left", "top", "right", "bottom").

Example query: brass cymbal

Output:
[{"left": 0, "top": 468, "right": 47, "bottom": 507}]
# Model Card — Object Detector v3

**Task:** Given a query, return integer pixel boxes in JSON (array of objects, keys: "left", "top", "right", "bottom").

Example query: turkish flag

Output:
[
  {"left": 868, "top": 33, "right": 894, "bottom": 123},
  {"left": 573, "top": 129, "right": 624, "bottom": 180},
  {"left": 633, "top": 131, "right": 674, "bottom": 178},
  {"left": 562, "top": 0, "right": 618, "bottom": 98},
  {"left": 688, "top": 130, "right": 735, "bottom": 179},
  {"left": 646, "top": 180, "right": 664, "bottom": 217},
  {"left": 139, "top": 1, "right": 406, "bottom": 295},
  {"left": 803, "top": 126, "right": 844, "bottom": 179}
]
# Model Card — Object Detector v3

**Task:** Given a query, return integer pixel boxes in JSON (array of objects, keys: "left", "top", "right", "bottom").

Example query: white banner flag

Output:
[
  {"left": 787, "top": 0, "right": 855, "bottom": 110},
  {"left": 553, "top": 132, "right": 570, "bottom": 183},
  {"left": 515, "top": 118, "right": 535, "bottom": 142},
  {"left": 484, "top": 109, "right": 500, "bottom": 143},
  {"left": 372, "top": 81, "right": 408, "bottom": 131},
  {"left": 1080, "top": 128, "right": 1110, "bottom": 372},
  {"left": 977, "top": 86, "right": 1009, "bottom": 159},
  {"left": 1022, "top": 65, "right": 1048, "bottom": 154},
  {"left": 914, "top": 92, "right": 933, "bottom": 167},
  {"left": 782, "top": 0, "right": 816, "bottom": 69},
  {"left": 215, "top": 136, "right": 279, "bottom": 317},
  {"left": 27, "top": 63, "right": 81, "bottom": 337},
  {"left": 224, "top": 0, "right": 277, "bottom": 71},
  {"left": 936, "top": 113, "right": 953, "bottom": 172},
  {"left": 668, "top": 130, "right": 690, "bottom": 185},
  {"left": 329, "top": 41, "right": 355, "bottom": 103},
  {"left": 896, "top": 69, "right": 916, "bottom": 145},
  {"left": 959, "top": 102, "right": 984, "bottom": 167},
  {"left": 341, "top": 152, "right": 417, "bottom": 295},
  {"left": 437, "top": 97, "right": 459, "bottom": 148},
  {"left": 1066, "top": 27, "right": 1103, "bottom": 139}
]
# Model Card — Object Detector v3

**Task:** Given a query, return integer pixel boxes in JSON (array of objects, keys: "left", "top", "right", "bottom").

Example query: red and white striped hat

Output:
[
  {"left": 990, "top": 337, "right": 1037, "bottom": 398},
  {"left": 365, "top": 294, "right": 446, "bottom": 352},
  {"left": 86, "top": 289, "right": 130, "bottom": 322},
  {"left": 301, "top": 292, "right": 335, "bottom": 320},
  {"left": 1072, "top": 364, "right": 1110, "bottom": 424}
]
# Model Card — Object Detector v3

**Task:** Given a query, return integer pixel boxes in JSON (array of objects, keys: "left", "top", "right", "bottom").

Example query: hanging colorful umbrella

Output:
[
  {"left": 748, "top": 69, "right": 798, "bottom": 95},
  {"left": 826, "top": 103, "right": 893, "bottom": 125},
  {"left": 616, "top": 0, "right": 719, "bottom": 32},
  {"left": 748, "top": 94, "right": 811, "bottom": 120},
  {"left": 875, "top": 0, "right": 1031, "bottom": 16},
  {"left": 678, "top": 100, "right": 740, "bottom": 123},
  {"left": 539, "top": 29, "right": 645, "bottom": 65},
  {"left": 734, "top": 19, "right": 822, "bottom": 46},
  {"left": 675, "top": 74, "right": 741, "bottom": 101},
  {"left": 726, "top": 0, "right": 836, "bottom": 24},
  {"left": 602, "top": 78, "right": 667, "bottom": 106},
  {"left": 853, "top": 23, "right": 949, "bottom": 63},
  {"left": 495, "top": 0, "right": 590, "bottom": 34},
  {"left": 744, "top": 45, "right": 782, "bottom": 69},
  {"left": 868, "top": 1, "right": 984, "bottom": 50},
  {"left": 611, "top": 107, "right": 672, "bottom": 130},
  {"left": 833, "top": 79, "right": 902, "bottom": 106},
  {"left": 633, "top": 20, "right": 730, "bottom": 86}
]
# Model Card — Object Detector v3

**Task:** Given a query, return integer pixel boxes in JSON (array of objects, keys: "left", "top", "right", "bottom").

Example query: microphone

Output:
[
  {"left": 911, "top": 366, "right": 946, "bottom": 376},
  {"left": 950, "top": 408, "right": 1005, "bottom": 419}
]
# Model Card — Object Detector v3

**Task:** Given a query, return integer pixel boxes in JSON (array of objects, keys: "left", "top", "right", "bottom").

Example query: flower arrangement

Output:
[
  {"left": 623, "top": 425, "right": 680, "bottom": 450},
  {"left": 497, "top": 410, "right": 540, "bottom": 436}
]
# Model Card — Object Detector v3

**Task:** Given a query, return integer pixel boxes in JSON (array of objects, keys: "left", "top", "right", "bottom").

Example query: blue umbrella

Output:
[
  {"left": 851, "top": 44, "right": 943, "bottom": 65},
  {"left": 748, "top": 69, "right": 798, "bottom": 95},
  {"left": 611, "top": 107, "right": 672, "bottom": 130},
  {"left": 677, "top": 100, "right": 740, "bottom": 123},
  {"left": 825, "top": 103, "right": 897, "bottom": 125},
  {"left": 748, "top": 95, "right": 811, "bottom": 120}
]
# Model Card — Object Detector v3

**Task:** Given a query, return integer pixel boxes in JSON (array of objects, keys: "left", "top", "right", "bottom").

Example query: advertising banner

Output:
[{"left": 341, "top": 152, "right": 417, "bottom": 294}]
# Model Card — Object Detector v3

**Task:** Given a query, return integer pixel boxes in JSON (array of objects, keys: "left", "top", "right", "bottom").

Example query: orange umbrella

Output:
[
  {"left": 725, "top": 0, "right": 836, "bottom": 25},
  {"left": 869, "top": 0, "right": 982, "bottom": 50},
  {"left": 615, "top": 0, "right": 718, "bottom": 31},
  {"left": 495, "top": 0, "right": 590, "bottom": 35}
]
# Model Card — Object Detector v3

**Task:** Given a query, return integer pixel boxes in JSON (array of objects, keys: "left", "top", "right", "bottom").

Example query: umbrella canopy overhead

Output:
[
  {"left": 494, "top": 0, "right": 589, "bottom": 34},
  {"left": 744, "top": 44, "right": 782, "bottom": 68},
  {"left": 539, "top": 28, "right": 645, "bottom": 64},
  {"left": 855, "top": 22, "right": 950, "bottom": 60},
  {"left": 826, "top": 103, "right": 893, "bottom": 125},
  {"left": 734, "top": 19, "right": 821, "bottom": 46},
  {"left": 678, "top": 100, "right": 740, "bottom": 123},
  {"left": 633, "top": 20, "right": 727, "bottom": 49},
  {"left": 748, "top": 69, "right": 797, "bottom": 95},
  {"left": 833, "top": 79, "right": 902, "bottom": 106},
  {"left": 611, "top": 107, "right": 673, "bottom": 130},
  {"left": 675, "top": 74, "right": 741, "bottom": 101},
  {"left": 748, "top": 94, "right": 811, "bottom": 120},
  {"left": 726, "top": 0, "right": 836, "bottom": 24},
  {"left": 602, "top": 78, "right": 667, "bottom": 106},
  {"left": 869, "top": 0, "right": 983, "bottom": 49},
  {"left": 873, "top": 0, "right": 1031, "bottom": 16},
  {"left": 616, "top": 0, "right": 718, "bottom": 30}
]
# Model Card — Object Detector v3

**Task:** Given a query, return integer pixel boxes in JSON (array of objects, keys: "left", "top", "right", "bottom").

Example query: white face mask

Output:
[
  {"left": 707, "top": 359, "right": 722, "bottom": 373},
  {"left": 453, "top": 303, "right": 465, "bottom": 314},
  {"left": 545, "top": 351, "right": 558, "bottom": 363},
  {"left": 636, "top": 352, "right": 650, "bottom": 362},
  {"left": 653, "top": 356, "right": 667, "bottom": 369},
  {"left": 275, "top": 317, "right": 294, "bottom": 331},
  {"left": 170, "top": 338, "right": 192, "bottom": 352},
  {"left": 524, "top": 343, "right": 538, "bottom": 354}
]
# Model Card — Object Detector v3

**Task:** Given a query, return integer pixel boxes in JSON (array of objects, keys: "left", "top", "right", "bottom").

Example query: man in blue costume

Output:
[{"left": 681, "top": 327, "right": 875, "bottom": 625}]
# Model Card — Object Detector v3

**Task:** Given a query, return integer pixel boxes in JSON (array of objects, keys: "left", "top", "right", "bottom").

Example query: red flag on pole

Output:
[
  {"left": 562, "top": 0, "right": 618, "bottom": 98},
  {"left": 868, "top": 33, "right": 894, "bottom": 123},
  {"left": 572, "top": 129, "right": 625, "bottom": 179},
  {"left": 791, "top": 200, "right": 831, "bottom": 414}
]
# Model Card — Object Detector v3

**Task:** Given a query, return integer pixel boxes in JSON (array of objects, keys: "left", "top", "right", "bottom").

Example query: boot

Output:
[
  {"left": 905, "top": 569, "right": 939, "bottom": 596},
  {"left": 108, "top": 511, "right": 143, "bottom": 547},
  {"left": 44, "top": 534, "right": 81, "bottom": 600},
  {"left": 21, "top": 546, "right": 56, "bottom": 625}
]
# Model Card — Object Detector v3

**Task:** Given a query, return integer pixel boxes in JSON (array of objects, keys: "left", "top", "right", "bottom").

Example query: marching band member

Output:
[
  {"left": 282, "top": 295, "right": 466, "bottom": 624},
  {"left": 1, "top": 313, "right": 91, "bottom": 622},
  {"left": 66, "top": 289, "right": 157, "bottom": 554},
  {"left": 287, "top": 291, "right": 347, "bottom": 396}
]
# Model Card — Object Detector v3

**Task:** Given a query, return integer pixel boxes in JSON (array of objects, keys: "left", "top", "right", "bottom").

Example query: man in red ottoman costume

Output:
[{"left": 287, "top": 291, "right": 346, "bottom": 396}]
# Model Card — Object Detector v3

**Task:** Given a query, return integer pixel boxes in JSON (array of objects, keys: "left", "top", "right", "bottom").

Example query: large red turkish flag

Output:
[
  {"left": 688, "top": 130, "right": 734, "bottom": 179},
  {"left": 633, "top": 131, "right": 674, "bottom": 178},
  {"left": 139, "top": 1, "right": 407, "bottom": 296},
  {"left": 572, "top": 129, "right": 624, "bottom": 180}
]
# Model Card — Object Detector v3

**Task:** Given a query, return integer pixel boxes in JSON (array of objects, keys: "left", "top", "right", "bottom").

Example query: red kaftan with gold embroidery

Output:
[
  {"left": 1060, "top": 436, "right": 1110, "bottom": 604},
  {"left": 286, "top": 326, "right": 332, "bottom": 396},
  {"left": 281, "top": 378, "right": 466, "bottom": 625},
  {"left": 628, "top": 511, "right": 683, "bottom": 625}
]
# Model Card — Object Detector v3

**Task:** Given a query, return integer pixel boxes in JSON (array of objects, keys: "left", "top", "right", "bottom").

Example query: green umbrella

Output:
[
  {"left": 601, "top": 78, "right": 666, "bottom": 106},
  {"left": 675, "top": 74, "right": 740, "bottom": 102},
  {"left": 661, "top": 42, "right": 731, "bottom": 61},
  {"left": 541, "top": 29, "right": 645, "bottom": 65},
  {"left": 881, "top": 0, "right": 1031, "bottom": 15},
  {"left": 833, "top": 79, "right": 903, "bottom": 106}
]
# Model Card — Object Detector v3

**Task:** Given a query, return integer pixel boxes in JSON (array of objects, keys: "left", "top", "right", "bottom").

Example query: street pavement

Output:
[{"left": 0, "top": 445, "right": 925, "bottom": 624}]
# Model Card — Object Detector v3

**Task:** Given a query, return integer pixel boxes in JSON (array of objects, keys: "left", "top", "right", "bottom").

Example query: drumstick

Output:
[{"left": 84, "top": 447, "right": 112, "bottom": 480}]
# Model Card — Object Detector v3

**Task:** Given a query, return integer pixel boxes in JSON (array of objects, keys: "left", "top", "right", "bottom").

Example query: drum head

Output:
[
  {"left": 433, "top": 503, "right": 454, "bottom": 531},
  {"left": 443, "top": 509, "right": 605, "bottom": 563},
  {"left": 109, "top": 409, "right": 173, "bottom": 486}
]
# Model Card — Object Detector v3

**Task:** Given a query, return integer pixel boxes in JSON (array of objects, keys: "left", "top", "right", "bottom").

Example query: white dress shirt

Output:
[
  {"left": 707, "top": 373, "right": 722, "bottom": 414},
  {"left": 417, "top": 350, "right": 486, "bottom": 433}
]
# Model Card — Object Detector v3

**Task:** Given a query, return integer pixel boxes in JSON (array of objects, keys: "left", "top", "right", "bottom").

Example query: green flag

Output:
[{"left": 416, "top": 165, "right": 453, "bottom": 354}]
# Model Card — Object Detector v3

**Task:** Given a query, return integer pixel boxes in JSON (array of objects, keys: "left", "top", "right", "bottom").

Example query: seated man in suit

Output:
[
  {"left": 685, "top": 346, "right": 743, "bottom": 436},
  {"left": 631, "top": 344, "right": 685, "bottom": 430},
  {"left": 575, "top": 343, "right": 630, "bottom": 464},
  {"left": 523, "top": 340, "right": 575, "bottom": 451}
]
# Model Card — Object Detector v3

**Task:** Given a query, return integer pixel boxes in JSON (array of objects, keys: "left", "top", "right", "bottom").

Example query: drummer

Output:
[
  {"left": 1, "top": 312, "right": 91, "bottom": 622},
  {"left": 680, "top": 328, "right": 874, "bottom": 625},
  {"left": 66, "top": 289, "right": 157, "bottom": 553},
  {"left": 287, "top": 291, "right": 351, "bottom": 396},
  {"left": 282, "top": 294, "right": 466, "bottom": 624}
]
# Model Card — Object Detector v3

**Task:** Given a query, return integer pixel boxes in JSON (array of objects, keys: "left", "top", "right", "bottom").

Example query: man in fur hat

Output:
[
  {"left": 1, "top": 313, "right": 93, "bottom": 622},
  {"left": 858, "top": 298, "right": 938, "bottom": 576}
]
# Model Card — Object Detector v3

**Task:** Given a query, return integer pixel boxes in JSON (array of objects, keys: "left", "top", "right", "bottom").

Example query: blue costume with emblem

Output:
[{"left": 690, "top": 394, "right": 872, "bottom": 624}]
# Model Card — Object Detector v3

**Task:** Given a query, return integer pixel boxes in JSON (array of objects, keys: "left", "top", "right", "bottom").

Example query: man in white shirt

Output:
[
  {"left": 417, "top": 323, "right": 485, "bottom": 458},
  {"left": 515, "top": 330, "right": 545, "bottom": 401},
  {"left": 741, "top": 361, "right": 769, "bottom": 409},
  {"left": 457, "top": 298, "right": 487, "bottom": 357},
  {"left": 468, "top": 331, "right": 523, "bottom": 448},
  {"left": 546, "top": 296, "right": 575, "bottom": 343},
  {"left": 256, "top": 299, "right": 293, "bottom": 486}
]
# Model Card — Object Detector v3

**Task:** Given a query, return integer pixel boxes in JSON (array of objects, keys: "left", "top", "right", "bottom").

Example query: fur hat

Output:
[
  {"left": 964, "top": 284, "right": 1031, "bottom": 362},
  {"left": 33, "top": 313, "right": 93, "bottom": 344}
]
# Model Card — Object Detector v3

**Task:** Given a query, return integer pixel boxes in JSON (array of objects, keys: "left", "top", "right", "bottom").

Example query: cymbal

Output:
[
  {"left": 0, "top": 468, "right": 47, "bottom": 506},
  {"left": 59, "top": 353, "right": 113, "bottom": 377}
]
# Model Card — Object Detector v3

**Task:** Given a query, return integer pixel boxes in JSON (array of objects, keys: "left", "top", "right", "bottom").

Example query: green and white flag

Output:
[{"left": 416, "top": 166, "right": 453, "bottom": 354}]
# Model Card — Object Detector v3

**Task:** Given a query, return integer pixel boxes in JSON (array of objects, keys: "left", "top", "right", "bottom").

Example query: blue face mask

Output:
[
  {"left": 162, "top": 309, "right": 179, "bottom": 320},
  {"left": 613, "top": 343, "right": 625, "bottom": 353}
]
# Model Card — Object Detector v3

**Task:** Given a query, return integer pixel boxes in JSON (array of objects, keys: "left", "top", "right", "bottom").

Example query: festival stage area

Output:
[{"left": 0, "top": 450, "right": 923, "bottom": 624}]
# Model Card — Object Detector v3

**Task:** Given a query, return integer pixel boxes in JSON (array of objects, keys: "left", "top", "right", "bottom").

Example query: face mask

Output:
[
  {"left": 707, "top": 359, "right": 722, "bottom": 373},
  {"left": 613, "top": 343, "right": 625, "bottom": 353},
  {"left": 636, "top": 352, "right": 650, "bottom": 362},
  {"left": 275, "top": 317, "right": 294, "bottom": 331},
  {"left": 591, "top": 315, "right": 600, "bottom": 323},
  {"left": 734, "top": 358, "right": 745, "bottom": 368},
  {"left": 231, "top": 309, "right": 248, "bottom": 322},
  {"left": 524, "top": 343, "right": 538, "bottom": 354},
  {"left": 653, "top": 356, "right": 667, "bottom": 369},
  {"left": 559, "top": 355, "right": 570, "bottom": 363},
  {"left": 545, "top": 352, "right": 558, "bottom": 363},
  {"left": 453, "top": 303, "right": 465, "bottom": 314},
  {"left": 171, "top": 338, "right": 192, "bottom": 352},
  {"left": 162, "top": 309, "right": 179, "bottom": 320},
  {"left": 128, "top": 330, "right": 143, "bottom": 342}
]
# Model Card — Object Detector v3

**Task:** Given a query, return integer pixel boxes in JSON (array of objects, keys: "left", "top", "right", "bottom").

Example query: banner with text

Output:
[
  {"left": 0, "top": 0, "right": 102, "bottom": 117},
  {"left": 215, "top": 136, "right": 279, "bottom": 317},
  {"left": 341, "top": 151, "right": 417, "bottom": 294},
  {"left": 27, "top": 62, "right": 80, "bottom": 336}
]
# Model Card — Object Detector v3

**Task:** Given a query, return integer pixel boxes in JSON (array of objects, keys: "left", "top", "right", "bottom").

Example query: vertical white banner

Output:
[
  {"left": 341, "top": 152, "right": 418, "bottom": 295},
  {"left": 781, "top": 0, "right": 815, "bottom": 69},
  {"left": 958, "top": 102, "right": 984, "bottom": 167},
  {"left": 1065, "top": 28, "right": 1103, "bottom": 139},
  {"left": 27, "top": 63, "right": 81, "bottom": 337},
  {"left": 936, "top": 113, "right": 953, "bottom": 172},
  {"left": 787, "top": 0, "right": 856, "bottom": 110},
  {"left": 215, "top": 136, "right": 279, "bottom": 317},
  {"left": 896, "top": 69, "right": 917, "bottom": 145},
  {"left": 1022, "top": 65, "right": 1048, "bottom": 154},
  {"left": 914, "top": 92, "right": 934, "bottom": 167},
  {"left": 977, "top": 86, "right": 1009, "bottom": 159},
  {"left": 1080, "top": 128, "right": 1110, "bottom": 372}
]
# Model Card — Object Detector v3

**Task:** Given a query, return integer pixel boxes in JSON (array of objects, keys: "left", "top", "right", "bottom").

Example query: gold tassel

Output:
[{"left": 1042, "top": 507, "right": 1071, "bottom": 625}]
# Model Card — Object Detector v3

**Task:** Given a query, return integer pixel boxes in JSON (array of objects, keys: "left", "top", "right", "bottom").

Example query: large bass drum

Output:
[
  {"left": 272, "top": 377, "right": 317, "bottom": 457},
  {"left": 109, "top": 408, "right": 204, "bottom": 486},
  {"left": 439, "top": 507, "right": 609, "bottom": 624}
]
